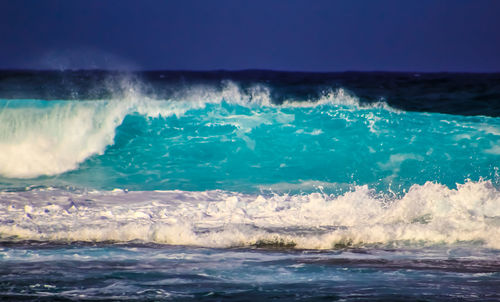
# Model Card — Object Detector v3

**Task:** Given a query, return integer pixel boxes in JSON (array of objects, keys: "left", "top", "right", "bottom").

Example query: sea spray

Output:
[
  {"left": 1, "top": 180, "right": 499, "bottom": 249},
  {"left": 1, "top": 71, "right": 499, "bottom": 301},
  {"left": 1, "top": 82, "right": 498, "bottom": 193}
]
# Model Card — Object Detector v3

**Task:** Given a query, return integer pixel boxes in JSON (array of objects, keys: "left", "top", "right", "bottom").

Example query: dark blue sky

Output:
[{"left": 1, "top": 0, "right": 499, "bottom": 71}]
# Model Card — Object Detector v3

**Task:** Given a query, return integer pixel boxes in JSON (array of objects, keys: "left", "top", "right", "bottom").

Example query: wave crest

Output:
[{"left": 0, "top": 82, "right": 376, "bottom": 179}]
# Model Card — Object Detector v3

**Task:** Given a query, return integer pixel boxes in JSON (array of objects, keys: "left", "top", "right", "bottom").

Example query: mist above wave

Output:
[{"left": 1, "top": 70, "right": 499, "bottom": 116}]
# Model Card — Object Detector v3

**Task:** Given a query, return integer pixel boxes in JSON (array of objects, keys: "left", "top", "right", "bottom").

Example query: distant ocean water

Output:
[{"left": 0, "top": 70, "right": 499, "bottom": 301}]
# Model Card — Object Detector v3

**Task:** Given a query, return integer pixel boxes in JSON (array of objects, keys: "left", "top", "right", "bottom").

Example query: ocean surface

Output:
[{"left": 0, "top": 70, "right": 499, "bottom": 301}]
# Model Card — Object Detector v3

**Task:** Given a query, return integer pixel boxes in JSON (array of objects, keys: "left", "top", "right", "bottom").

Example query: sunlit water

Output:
[{"left": 1, "top": 71, "right": 499, "bottom": 300}]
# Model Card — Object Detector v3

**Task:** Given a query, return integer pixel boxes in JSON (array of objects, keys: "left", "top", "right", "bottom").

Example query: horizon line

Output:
[{"left": 1, "top": 68, "right": 500, "bottom": 75}]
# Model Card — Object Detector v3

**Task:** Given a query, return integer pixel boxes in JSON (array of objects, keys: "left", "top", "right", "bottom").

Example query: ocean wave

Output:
[
  {"left": 0, "top": 83, "right": 387, "bottom": 179},
  {"left": 0, "top": 80, "right": 498, "bottom": 194},
  {"left": 1, "top": 181, "right": 499, "bottom": 249}
]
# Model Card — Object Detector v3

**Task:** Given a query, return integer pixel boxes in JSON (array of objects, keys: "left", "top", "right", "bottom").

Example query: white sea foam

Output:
[
  {"left": 0, "top": 101, "right": 119, "bottom": 178},
  {"left": 0, "top": 95, "right": 167, "bottom": 178},
  {"left": 281, "top": 88, "right": 394, "bottom": 110},
  {"left": 0, "top": 82, "right": 377, "bottom": 179},
  {"left": 0, "top": 181, "right": 498, "bottom": 249}
]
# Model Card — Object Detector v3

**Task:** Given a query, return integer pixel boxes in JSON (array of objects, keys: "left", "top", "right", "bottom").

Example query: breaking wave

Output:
[
  {"left": 0, "top": 83, "right": 378, "bottom": 179},
  {"left": 1, "top": 180, "right": 499, "bottom": 249}
]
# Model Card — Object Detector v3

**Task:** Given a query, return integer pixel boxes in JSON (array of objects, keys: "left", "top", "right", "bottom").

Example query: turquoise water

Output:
[
  {"left": 1, "top": 93, "right": 498, "bottom": 193},
  {"left": 1, "top": 72, "right": 499, "bottom": 300}
]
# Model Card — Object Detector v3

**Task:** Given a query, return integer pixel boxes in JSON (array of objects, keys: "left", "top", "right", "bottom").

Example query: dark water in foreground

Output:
[{"left": 1, "top": 243, "right": 499, "bottom": 301}]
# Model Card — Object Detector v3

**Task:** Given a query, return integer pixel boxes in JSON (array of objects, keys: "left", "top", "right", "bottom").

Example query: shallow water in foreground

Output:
[{"left": 1, "top": 243, "right": 499, "bottom": 301}]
